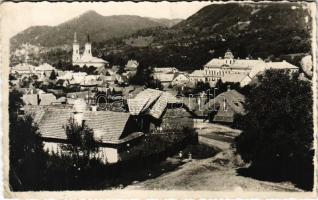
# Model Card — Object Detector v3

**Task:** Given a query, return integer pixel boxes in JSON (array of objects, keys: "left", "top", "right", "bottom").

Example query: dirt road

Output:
[{"left": 125, "top": 122, "right": 301, "bottom": 191}]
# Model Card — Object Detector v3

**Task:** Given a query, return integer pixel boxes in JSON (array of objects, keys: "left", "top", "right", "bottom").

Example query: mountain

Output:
[
  {"left": 99, "top": 3, "right": 312, "bottom": 70},
  {"left": 10, "top": 10, "right": 180, "bottom": 51}
]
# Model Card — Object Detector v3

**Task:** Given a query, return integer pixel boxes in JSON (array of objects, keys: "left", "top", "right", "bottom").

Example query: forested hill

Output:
[
  {"left": 100, "top": 3, "right": 312, "bottom": 70},
  {"left": 10, "top": 10, "right": 181, "bottom": 51}
]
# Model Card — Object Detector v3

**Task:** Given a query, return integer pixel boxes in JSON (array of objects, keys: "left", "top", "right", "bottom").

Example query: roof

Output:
[
  {"left": 36, "top": 63, "right": 54, "bottom": 71},
  {"left": 11, "top": 63, "right": 35, "bottom": 72},
  {"left": 37, "top": 109, "right": 142, "bottom": 144},
  {"left": 22, "top": 94, "right": 38, "bottom": 105},
  {"left": 154, "top": 73, "right": 175, "bottom": 82},
  {"left": 128, "top": 88, "right": 163, "bottom": 115},
  {"left": 84, "top": 111, "right": 130, "bottom": 143},
  {"left": 204, "top": 58, "right": 266, "bottom": 69},
  {"left": 154, "top": 67, "right": 177, "bottom": 73},
  {"left": 265, "top": 61, "right": 298, "bottom": 70},
  {"left": 221, "top": 73, "right": 247, "bottom": 83},
  {"left": 189, "top": 70, "right": 205, "bottom": 77},
  {"left": 231, "top": 59, "right": 265, "bottom": 69},
  {"left": 203, "top": 90, "right": 245, "bottom": 115},
  {"left": 89, "top": 57, "right": 108, "bottom": 63},
  {"left": 39, "top": 93, "right": 56, "bottom": 106}
]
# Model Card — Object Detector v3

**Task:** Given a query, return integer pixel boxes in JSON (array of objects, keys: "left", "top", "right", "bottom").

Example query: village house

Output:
[
  {"left": 32, "top": 104, "right": 144, "bottom": 164},
  {"left": 153, "top": 73, "right": 175, "bottom": 87},
  {"left": 72, "top": 32, "right": 109, "bottom": 68},
  {"left": 154, "top": 67, "right": 178, "bottom": 74},
  {"left": 171, "top": 73, "right": 190, "bottom": 86},
  {"left": 202, "top": 89, "right": 245, "bottom": 123},
  {"left": 127, "top": 88, "right": 194, "bottom": 133},
  {"left": 34, "top": 63, "right": 56, "bottom": 77},
  {"left": 11, "top": 63, "right": 35, "bottom": 75}
]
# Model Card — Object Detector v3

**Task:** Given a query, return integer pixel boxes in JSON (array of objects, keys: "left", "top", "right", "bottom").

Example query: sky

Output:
[{"left": 1, "top": 1, "right": 212, "bottom": 38}]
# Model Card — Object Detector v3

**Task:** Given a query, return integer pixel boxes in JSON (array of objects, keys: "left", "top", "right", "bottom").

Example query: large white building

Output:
[
  {"left": 189, "top": 50, "right": 299, "bottom": 87},
  {"left": 72, "top": 32, "right": 108, "bottom": 68}
]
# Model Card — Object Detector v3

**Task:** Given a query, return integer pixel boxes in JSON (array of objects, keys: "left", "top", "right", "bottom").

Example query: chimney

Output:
[
  {"left": 91, "top": 105, "right": 97, "bottom": 112},
  {"left": 227, "top": 85, "right": 231, "bottom": 91}
]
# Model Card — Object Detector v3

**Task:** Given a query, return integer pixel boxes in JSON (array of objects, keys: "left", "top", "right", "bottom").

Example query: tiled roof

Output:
[
  {"left": 38, "top": 109, "right": 73, "bottom": 140},
  {"left": 37, "top": 109, "right": 141, "bottom": 144},
  {"left": 84, "top": 111, "right": 130, "bottom": 143},
  {"left": 128, "top": 88, "right": 162, "bottom": 115}
]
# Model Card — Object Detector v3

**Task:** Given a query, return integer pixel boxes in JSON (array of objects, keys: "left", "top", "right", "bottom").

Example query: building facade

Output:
[{"left": 189, "top": 50, "right": 299, "bottom": 87}]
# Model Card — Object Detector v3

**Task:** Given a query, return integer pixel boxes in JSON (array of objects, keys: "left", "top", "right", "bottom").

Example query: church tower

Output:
[
  {"left": 224, "top": 49, "right": 234, "bottom": 65},
  {"left": 72, "top": 32, "right": 80, "bottom": 63},
  {"left": 82, "top": 33, "right": 92, "bottom": 61}
]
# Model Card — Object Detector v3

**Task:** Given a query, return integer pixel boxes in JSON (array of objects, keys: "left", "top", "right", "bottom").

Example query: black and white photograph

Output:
[{"left": 1, "top": 1, "right": 316, "bottom": 197}]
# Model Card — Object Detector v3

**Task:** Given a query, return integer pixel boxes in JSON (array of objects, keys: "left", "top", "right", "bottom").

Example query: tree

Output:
[
  {"left": 61, "top": 118, "right": 99, "bottom": 164},
  {"left": 235, "top": 70, "right": 313, "bottom": 189},
  {"left": 49, "top": 70, "right": 57, "bottom": 80},
  {"left": 9, "top": 112, "right": 45, "bottom": 190}
]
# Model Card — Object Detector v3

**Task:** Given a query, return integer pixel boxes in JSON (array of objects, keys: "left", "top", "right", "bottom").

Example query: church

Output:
[{"left": 72, "top": 32, "right": 108, "bottom": 68}]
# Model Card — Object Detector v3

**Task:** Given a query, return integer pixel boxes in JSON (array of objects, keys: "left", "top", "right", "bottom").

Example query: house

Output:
[
  {"left": 72, "top": 32, "right": 109, "bottom": 68},
  {"left": 11, "top": 63, "right": 35, "bottom": 75},
  {"left": 125, "top": 60, "right": 139, "bottom": 71},
  {"left": 203, "top": 89, "right": 245, "bottom": 123},
  {"left": 39, "top": 93, "right": 57, "bottom": 106},
  {"left": 171, "top": 73, "right": 190, "bottom": 86},
  {"left": 127, "top": 88, "right": 194, "bottom": 133},
  {"left": 21, "top": 92, "right": 57, "bottom": 106},
  {"left": 189, "top": 70, "right": 206, "bottom": 85},
  {"left": 153, "top": 73, "right": 175, "bottom": 87},
  {"left": 34, "top": 108, "right": 144, "bottom": 164},
  {"left": 154, "top": 67, "right": 178, "bottom": 74},
  {"left": 34, "top": 63, "right": 55, "bottom": 76}
]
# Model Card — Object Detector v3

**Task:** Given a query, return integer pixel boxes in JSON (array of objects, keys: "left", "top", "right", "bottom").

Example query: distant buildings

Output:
[
  {"left": 189, "top": 50, "right": 299, "bottom": 87},
  {"left": 72, "top": 32, "right": 108, "bottom": 68}
]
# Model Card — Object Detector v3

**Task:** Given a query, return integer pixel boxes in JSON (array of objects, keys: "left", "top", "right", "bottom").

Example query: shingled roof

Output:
[
  {"left": 127, "top": 88, "right": 162, "bottom": 115},
  {"left": 36, "top": 109, "right": 142, "bottom": 144}
]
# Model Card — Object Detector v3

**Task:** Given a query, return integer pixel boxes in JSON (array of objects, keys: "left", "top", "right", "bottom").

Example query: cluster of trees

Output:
[
  {"left": 235, "top": 70, "right": 313, "bottom": 190},
  {"left": 128, "top": 62, "right": 163, "bottom": 90}
]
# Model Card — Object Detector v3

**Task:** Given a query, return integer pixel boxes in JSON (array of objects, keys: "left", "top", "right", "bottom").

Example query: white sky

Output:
[{"left": 1, "top": 1, "right": 212, "bottom": 38}]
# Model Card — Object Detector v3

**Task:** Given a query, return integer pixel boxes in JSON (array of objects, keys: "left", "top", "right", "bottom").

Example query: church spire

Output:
[{"left": 74, "top": 32, "right": 78, "bottom": 43}]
